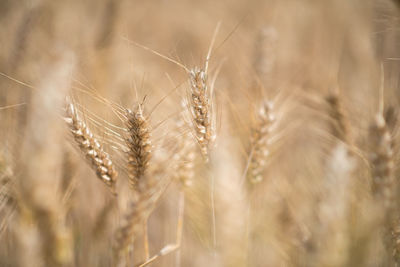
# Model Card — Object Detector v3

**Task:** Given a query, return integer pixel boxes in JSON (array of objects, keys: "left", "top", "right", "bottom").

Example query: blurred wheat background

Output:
[{"left": 1, "top": 0, "right": 400, "bottom": 266}]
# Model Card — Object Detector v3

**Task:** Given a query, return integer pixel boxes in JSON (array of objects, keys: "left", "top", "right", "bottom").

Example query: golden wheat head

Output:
[
  {"left": 188, "top": 67, "right": 215, "bottom": 160},
  {"left": 65, "top": 101, "right": 118, "bottom": 192},
  {"left": 124, "top": 105, "right": 152, "bottom": 190}
]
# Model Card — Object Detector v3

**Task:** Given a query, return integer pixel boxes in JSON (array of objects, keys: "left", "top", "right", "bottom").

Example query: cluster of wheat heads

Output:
[
  {"left": 3, "top": 59, "right": 400, "bottom": 267},
  {"left": 3, "top": 1, "right": 400, "bottom": 267}
]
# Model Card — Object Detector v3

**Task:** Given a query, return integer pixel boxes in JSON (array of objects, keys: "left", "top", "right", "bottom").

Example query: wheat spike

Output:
[
  {"left": 369, "top": 114, "right": 394, "bottom": 211},
  {"left": 325, "top": 93, "right": 351, "bottom": 144},
  {"left": 188, "top": 67, "right": 215, "bottom": 160},
  {"left": 369, "top": 112, "right": 399, "bottom": 265},
  {"left": 247, "top": 100, "right": 276, "bottom": 183},
  {"left": 124, "top": 105, "right": 152, "bottom": 190},
  {"left": 65, "top": 101, "right": 117, "bottom": 191}
]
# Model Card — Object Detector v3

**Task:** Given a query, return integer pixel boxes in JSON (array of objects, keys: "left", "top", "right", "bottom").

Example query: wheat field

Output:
[{"left": 1, "top": 0, "right": 400, "bottom": 266}]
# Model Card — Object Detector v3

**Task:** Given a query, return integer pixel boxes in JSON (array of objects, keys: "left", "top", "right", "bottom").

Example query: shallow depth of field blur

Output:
[{"left": 1, "top": 0, "right": 400, "bottom": 266}]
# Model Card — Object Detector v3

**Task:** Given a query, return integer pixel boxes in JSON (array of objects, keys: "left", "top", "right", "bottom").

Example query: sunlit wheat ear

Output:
[
  {"left": 65, "top": 101, "right": 118, "bottom": 192},
  {"left": 188, "top": 67, "right": 215, "bottom": 160},
  {"left": 369, "top": 114, "right": 394, "bottom": 211},
  {"left": 124, "top": 104, "right": 152, "bottom": 191},
  {"left": 247, "top": 100, "right": 276, "bottom": 184}
]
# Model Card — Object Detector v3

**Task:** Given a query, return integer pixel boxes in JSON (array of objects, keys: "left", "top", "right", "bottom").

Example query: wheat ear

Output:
[
  {"left": 369, "top": 112, "right": 398, "bottom": 265},
  {"left": 247, "top": 100, "right": 276, "bottom": 183},
  {"left": 369, "top": 114, "right": 394, "bottom": 211},
  {"left": 325, "top": 93, "right": 352, "bottom": 144},
  {"left": 124, "top": 105, "right": 152, "bottom": 190},
  {"left": 65, "top": 101, "right": 117, "bottom": 191},
  {"left": 188, "top": 67, "right": 215, "bottom": 160}
]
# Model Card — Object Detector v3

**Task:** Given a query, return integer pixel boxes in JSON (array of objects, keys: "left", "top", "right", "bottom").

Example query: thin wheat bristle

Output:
[
  {"left": 188, "top": 67, "right": 215, "bottom": 159},
  {"left": 65, "top": 101, "right": 118, "bottom": 191},
  {"left": 124, "top": 105, "right": 152, "bottom": 190},
  {"left": 247, "top": 100, "right": 276, "bottom": 184}
]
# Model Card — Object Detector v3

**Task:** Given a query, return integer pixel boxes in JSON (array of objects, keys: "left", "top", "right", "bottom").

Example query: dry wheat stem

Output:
[
  {"left": 135, "top": 191, "right": 185, "bottom": 267},
  {"left": 65, "top": 101, "right": 118, "bottom": 192},
  {"left": 113, "top": 184, "right": 165, "bottom": 266},
  {"left": 113, "top": 198, "right": 152, "bottom": 266},
  {"left": 135, "top": 244, "right": 179, "bottom": 267}
]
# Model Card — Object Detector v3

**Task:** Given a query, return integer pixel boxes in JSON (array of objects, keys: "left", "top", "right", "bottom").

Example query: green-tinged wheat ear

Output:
[
  {"left": 65, "top": 101, "right": 118, "bottom": 192},
  {"left": 247, "top": 100, "right": 276, "bottom": 184},
  {"left": 124, "top": 105, "right": 152, "bottom": 191},
  {"left": 188, "top": 67, "right": 215, "bottom": 160}
]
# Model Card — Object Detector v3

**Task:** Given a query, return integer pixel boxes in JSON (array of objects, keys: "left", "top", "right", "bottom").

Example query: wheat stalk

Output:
[
  {"left": 113, "top": 198, "right": 150, "bottom": 266},
  {"left": 65, "top": 101, "right": 118, "bottom": 192},
  {"left": 113, "top": 180, "right": 165, "bottom": 266}
]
